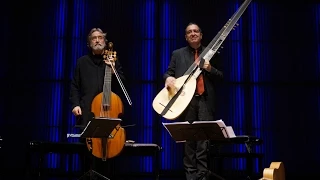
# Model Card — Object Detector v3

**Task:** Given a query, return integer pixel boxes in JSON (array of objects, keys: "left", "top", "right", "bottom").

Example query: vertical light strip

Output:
[
  {"left": 249, "top": 2, "right": 270, "bottom": 173},
  {"left": 145, "top": 0, "right": 155, "bottom": 173},
  {"left": 159, "top": 1, "right": 183, "bottom": 170},
  {"left": 249, "top": 2, "right": 261, "bottom": 174},
  {"left": 251, "top": 2, "right": 262, "bottom": 174},
  {"left": 229, "top": 0, "right": 245, "bottom": 171},
  {"left": 138, "top": 0, "right": 156, "bottom": 173},
  {"left": 69, "top": 0, "right": 87, "bottom": 79},
  {"left": 230, "top": 1, "right": 244, "bottom": 83},
  {"left": 249, "top": 3, "right": 269, "bottom": 172},
  {"left": 159, "top": 0, "right": 184, "bottom": 172},
  {"left": 64, "top": 0, "right": 87, "bottom": 172},
  {"left": 160, "top": 1, "right": 170, "bottom": 171},
  {"left": 249, "top": 2, "right": 259, "bottom": 134},
  {"left": 46, "top": 0, "right": 67, "bottom": 170},
  {"left": 249, "top": 3, "right": 261, "bottom": 174}
]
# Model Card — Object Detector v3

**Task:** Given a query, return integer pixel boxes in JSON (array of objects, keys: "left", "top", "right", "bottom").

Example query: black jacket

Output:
[
  {"left": 69, "top": 53, "right": 126, "bottom": 125},
  {"left": 163, "top": 45, "right": 223, "bottom": 114}
]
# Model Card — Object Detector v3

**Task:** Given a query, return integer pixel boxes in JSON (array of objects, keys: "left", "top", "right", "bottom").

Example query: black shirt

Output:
[{"left": 69, "top": 53, "right": 126, "bottom": 124}]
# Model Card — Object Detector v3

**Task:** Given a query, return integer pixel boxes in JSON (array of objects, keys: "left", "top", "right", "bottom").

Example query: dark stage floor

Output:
[
  {"left": 0, "top": 168, "right": 260, "bottom": 180},
  {"left": 6, "top": 170, "right": 258, "bottom": 180}
]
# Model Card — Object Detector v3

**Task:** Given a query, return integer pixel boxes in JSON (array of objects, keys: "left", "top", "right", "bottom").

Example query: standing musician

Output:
[
  {"left": 163, "top": 22, "right": 223, "bottom": 180},
  {"left": 69, "top": 27, "right": 126, "bottom": 177}
]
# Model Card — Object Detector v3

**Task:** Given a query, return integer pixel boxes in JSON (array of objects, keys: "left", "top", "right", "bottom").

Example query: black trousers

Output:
[{"left": 182, "top": 95, "right": 214, "bottom": 180}]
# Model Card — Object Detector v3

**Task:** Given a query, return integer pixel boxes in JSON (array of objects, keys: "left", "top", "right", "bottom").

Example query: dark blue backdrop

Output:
[{"left": 1, "top": 0, "right": 320, "bottom": 179}]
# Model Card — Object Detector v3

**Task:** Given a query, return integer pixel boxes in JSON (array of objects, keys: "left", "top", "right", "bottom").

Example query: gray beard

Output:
[{"left": 91, "top": 44, "right": 105, "bottom": 51}]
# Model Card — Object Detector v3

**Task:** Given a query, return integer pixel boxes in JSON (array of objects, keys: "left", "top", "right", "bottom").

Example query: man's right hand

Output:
[
  {"left": 165, "top": 76, "right": 176, "bottom": 89},
  {"left": 72, "top": 106, "right": 82, "bottom": 116}
]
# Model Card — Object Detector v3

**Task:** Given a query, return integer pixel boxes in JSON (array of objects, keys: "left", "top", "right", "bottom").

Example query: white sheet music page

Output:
[
  {"left": 193, "top": 119, "right": 236, "bottom": 138},
  {"left": 67, "top": 121, "right": 92, "bottom": 138},
  {"left": 193, "top": 119, "right": 226, "bottom": 128},
  {"left": 226, "top": 126, "right": 236, "bottom": 138},
  {"left": 162, "top": 119, "right": 236, "bottom": 140},
  {"left": 192, "top": 119, "right": 229, "bottom": 137}
]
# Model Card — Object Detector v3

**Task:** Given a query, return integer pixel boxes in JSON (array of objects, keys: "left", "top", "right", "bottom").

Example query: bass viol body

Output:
[{"left": 86, "top": 42, "right": 126, "bottom": 160}]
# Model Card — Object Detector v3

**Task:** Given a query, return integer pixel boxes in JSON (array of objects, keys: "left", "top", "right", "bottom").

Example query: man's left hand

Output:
[
  {"left": 104, "top": 56, "right": 115, "bottom": 73},
  {"left": 202, "top": 59, "right": 211, "bottom": 72}
]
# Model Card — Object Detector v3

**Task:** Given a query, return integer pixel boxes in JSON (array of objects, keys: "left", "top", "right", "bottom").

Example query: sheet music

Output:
[
  {"left": 66, "top": 121, "right": 92, "bottom": 138},
  {"left": 162, "top": 119, "right": 226, "bottom": 127},
  {"left": 193, "top": 120, "right": 236, "bottom": 138},
  {"left": 162, "top": 119, "right": 236, "bottom": 140},
  {"left": 80, "top": 121, "right": 91, "bottom": 136},
  {"left": 192, "top": 119, "right": 226, "bottom": 128},
  {"left": 67, "top": 133, "right": 81, "bottom": 138},
  {"left": 225, "top": 126, "right": 236, "bottom": 138}
]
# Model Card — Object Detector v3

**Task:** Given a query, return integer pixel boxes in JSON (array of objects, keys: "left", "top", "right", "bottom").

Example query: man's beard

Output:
[{"left": 91, "top": 44, "right": 105, "bottom": 51}]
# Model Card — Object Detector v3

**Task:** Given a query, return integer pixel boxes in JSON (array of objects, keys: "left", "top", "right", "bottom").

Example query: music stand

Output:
[
  {"left": 78, "top": 117, "right": 122, "bottom": 180},
  {"left": 163, "top": 121, "right": 228, "bottom": 180}
]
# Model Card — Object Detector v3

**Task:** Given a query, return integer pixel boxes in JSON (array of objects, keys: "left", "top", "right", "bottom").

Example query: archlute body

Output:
[
  {"left": 152, "top": 74, "right": 197, "bottom": 120},
  {"left": 152, "top": 0, "right": 252, "bottom": 120}
]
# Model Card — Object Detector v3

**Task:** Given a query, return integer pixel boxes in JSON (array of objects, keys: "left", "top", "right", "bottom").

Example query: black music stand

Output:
[
  {"left": 78, "top": 117, "right": 122, "bottom": 180},
  {"left": 163, "top": 121, "right": 228, "bottom": 180}
]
